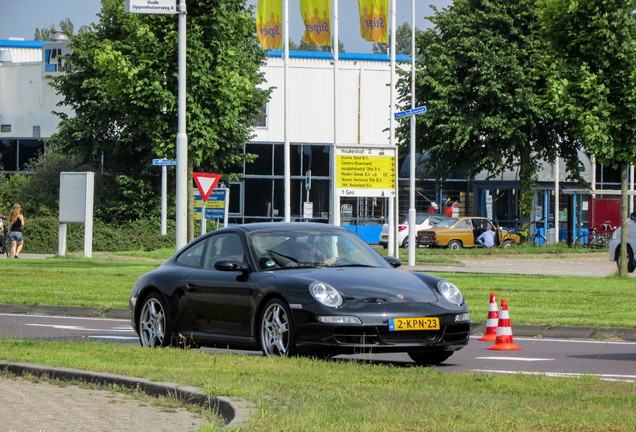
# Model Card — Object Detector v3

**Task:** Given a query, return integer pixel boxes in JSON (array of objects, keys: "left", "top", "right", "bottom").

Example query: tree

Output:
[
  {"left": 49, "top": 0, "right": 270, "bottom": 230},
  {"left": 399, "top": 0, "right": 584, "bottom": 226},
  {"left": 372, "top": 21, "right": 413, "bottom": 55},
  {"left": 34, "top": 18, "right": 88, "bottom": 40},
  {"left": 540, "top": 0, "right": 636, "bottom": 275}
]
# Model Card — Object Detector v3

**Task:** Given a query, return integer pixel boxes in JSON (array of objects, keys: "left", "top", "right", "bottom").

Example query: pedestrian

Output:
[
  {"left": 477, "top": 225, "right": 496, "bottom": 248},
  {"left": 8, "top": 203, "right": 24, "bottom": 258}
]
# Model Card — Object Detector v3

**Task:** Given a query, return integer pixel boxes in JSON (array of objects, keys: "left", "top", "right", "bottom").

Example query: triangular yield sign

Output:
[{"left": 193, "top": 172, "right": 221, "bottom": 202}]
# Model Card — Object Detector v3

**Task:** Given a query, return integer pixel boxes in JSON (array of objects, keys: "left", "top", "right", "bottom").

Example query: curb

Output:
[{"left": 0, "top": 361, "right": 256, "bottom": 429}]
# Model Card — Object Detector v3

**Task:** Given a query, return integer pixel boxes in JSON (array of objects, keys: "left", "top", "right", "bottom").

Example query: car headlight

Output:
[
  {"left": 437, "top": 280, "right": 464, "bottom": 305},
  {"left": 310, "top": 281, "right": 343, "bottom": 308}
]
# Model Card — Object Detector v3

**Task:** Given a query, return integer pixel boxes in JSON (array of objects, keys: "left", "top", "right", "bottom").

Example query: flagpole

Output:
[
  {"left": 332, "top": 0, "right": 340, "bottom": 226},
  {"left": 389, "top": 0, "right": 397, "bottom": 255},
  {"left": 407, "top": 0, "right": 416, "bottom": 266},
  {"left": 284, "top": 0, "right": 291, "bottom": 222}
]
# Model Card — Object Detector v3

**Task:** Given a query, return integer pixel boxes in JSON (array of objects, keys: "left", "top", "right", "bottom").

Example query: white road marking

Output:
[
  {"left": 88, "top": 335, "right": 138, "bottom": 341},
  {"left": 473, "top": 369, "right": 636, "bottom": 383},
  {"left": 475, "top": 356, "right": 553, "bottom": 362},
  {"left": 25, "top": 324, "right": 133, "bottom": 333}
]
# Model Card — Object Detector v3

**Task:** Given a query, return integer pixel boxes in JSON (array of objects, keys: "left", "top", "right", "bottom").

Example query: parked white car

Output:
[
  {"left": 609, "top": 213, "right": 636, "bottom": 272},
  {"left": 379, "top": 214, "right": 448, "bottom": 248}
]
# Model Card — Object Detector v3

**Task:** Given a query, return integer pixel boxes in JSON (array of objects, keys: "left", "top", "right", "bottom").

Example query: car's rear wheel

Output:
[
  {"left": 447, "top": 240, "right": 462, "bottom": 250},
  {"left": 138, "top": 293, "right": 172, "bottom": 348},
  {"left": 408, "top": 351, "right": 453, "bottom": 366},
  {"left": 259, "top": 298, "right": 296, "bottom": 357}
]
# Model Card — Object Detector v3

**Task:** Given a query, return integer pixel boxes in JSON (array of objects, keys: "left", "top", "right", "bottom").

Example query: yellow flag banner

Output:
[
  {"left": 300, "top": 0, "right": 331, "bottom": 46},
  {"left": 358, "top": 0, "right": 388, "bottom": 43},
  {"left": 257, "top": 0, "right": 282, "bottom": 49}
]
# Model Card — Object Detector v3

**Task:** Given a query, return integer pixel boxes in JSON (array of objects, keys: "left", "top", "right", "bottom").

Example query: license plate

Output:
[
  {"left": 389, "top": 317, "right": 440, "bottom": 331},
  {"left": 421, "top": 236, "right": 431, "bottom": 241}
]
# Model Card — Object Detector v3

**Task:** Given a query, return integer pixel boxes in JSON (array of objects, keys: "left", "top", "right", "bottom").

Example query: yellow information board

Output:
[{"left": 336, "top": 146, "right": 396, "bottom": 197}]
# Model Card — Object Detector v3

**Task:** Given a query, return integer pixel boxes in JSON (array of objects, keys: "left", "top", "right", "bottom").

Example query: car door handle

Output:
[{"left": 185, "top": 283, "right": 198, "bottom": 292}]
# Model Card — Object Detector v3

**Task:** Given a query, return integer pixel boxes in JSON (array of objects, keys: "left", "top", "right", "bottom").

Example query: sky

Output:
[{"left": 0, "top": 0, "right": 453, "bottom": 53}]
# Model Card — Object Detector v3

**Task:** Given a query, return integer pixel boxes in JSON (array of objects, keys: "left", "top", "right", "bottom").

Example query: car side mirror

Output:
[
  {"left": 384, "top": 256, "right": 402, "bottom": 268},
  {"left": 214, "top": 258, "right": 248, "bottom": 273}
]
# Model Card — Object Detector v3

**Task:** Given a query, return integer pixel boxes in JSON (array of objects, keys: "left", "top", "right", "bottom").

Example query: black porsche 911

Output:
[{"left": 129, "top": 223, "right": 470, "bottom": 365}]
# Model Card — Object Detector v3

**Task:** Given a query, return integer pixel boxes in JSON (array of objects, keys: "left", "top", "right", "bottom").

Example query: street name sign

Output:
[
  {"left": 394, "top": 106, "right": 427, "bottom": 119},
  {"left": 152, "top": 158, "right": 177, "bottom": 166},
  {"left": 125, "top": 0, "right": 177, "bottom": 14},
  {"left": 336, "top": 146, "right": 396, "bottom": 198}
]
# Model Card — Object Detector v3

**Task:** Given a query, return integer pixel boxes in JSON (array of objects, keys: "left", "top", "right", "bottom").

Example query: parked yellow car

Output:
[{"left": 417, "top": 217, "right": 520, "bottom": 250}]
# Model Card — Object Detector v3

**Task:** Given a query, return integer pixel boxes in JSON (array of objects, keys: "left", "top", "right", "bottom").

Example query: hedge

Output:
[{"left": 18, "top": 217, "right": 176, "bottom": 254}]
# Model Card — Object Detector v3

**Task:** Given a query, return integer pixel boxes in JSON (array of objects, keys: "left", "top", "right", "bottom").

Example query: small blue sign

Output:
[
  {"left": 152, "top": 158, "right": 177, "bottom": 166},
  {"left": 394, "top": 106, "right": 427, "bottom": 119}
]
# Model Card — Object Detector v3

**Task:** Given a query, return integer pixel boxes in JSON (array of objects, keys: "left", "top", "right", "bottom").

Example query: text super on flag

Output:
[
  {"left": 257, "top": 0, "right": 282, "bottom": 49},
  {"left": 300, "top": 0, "right": 331, "bottom": 46},
  {"left": 358, "top": 0, "right": 388, "bottom": 43}
]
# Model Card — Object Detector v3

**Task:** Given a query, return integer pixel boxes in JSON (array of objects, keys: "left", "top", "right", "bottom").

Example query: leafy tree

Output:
[
  {"left": 34, "top": 18, "right": 88, "bottom": 40},
  {"left": 372, "top": 22, "right": 413, "bottom": 55},
  {"left": 540, "top": 0, "right": 636, "bottom": 275},
  {"left": 49, "top": 0, "right": 270, "bottom": 233},
  {"left": 399, "top": 0, "right": 584, "bottom": 225}
]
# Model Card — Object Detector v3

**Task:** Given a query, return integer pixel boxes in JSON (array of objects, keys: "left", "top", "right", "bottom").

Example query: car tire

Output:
[
  {"left": 502, "top": 240, "right": 514, "bottom": 248},
  {"left": 259, "top": 298, "right": 297, "bottom": 357},
  {"left": 401, "top": 237, "right": 409, "bottom": 248},
  {"left": 138, "top": 292, "right": 172, "bottom": 348},
  {"left": 447, "top": 240, "right": 462, "bottom": 251},
  {"left": 616, "top": 247, "right": 636, "bottom": 273},
  {"left": 408, "top": 351, "right": 453, "bottom": 366}
]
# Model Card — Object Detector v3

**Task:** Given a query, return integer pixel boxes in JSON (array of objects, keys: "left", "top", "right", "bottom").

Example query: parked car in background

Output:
[
  {"left": 609, "top": 213, "right": 636, "bottom": 273},
  {"left": 417, "top": 217, "right": 520, "bottom": 250},
  {"left": 380, "top": 214, "right": 448, "bottom": 248},
  {"left": 130, "top": 223, "right": 471, "bottom": 365}
]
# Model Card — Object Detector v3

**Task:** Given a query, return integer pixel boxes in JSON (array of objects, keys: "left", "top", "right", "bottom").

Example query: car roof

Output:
[{"left": 230, "top": 222, "right": 348, "bottom": 233}]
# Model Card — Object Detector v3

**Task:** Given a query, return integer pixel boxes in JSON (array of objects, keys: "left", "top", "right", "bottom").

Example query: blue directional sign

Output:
[
  {"left": 394, "top": 106, "right": 427, "bottom": 119},
  {"left": 152, "top": 158, "right": 177, "bottom": 166}
]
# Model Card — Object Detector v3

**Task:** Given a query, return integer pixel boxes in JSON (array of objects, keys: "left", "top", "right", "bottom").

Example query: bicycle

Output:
[
  {"left": 0, "top": 222, "right": 10, "bottom": 258},
  {"left": 502, "top": 219, "right": 548, "bottom": 246},
  {"left": 574, "top": 220, "right": 617, "bottom": 249}
]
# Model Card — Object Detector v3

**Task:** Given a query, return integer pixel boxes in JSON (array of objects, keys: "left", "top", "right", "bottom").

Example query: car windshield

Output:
[
  {"left": 435, "top": 218, "right": 459, "bottom": 228},
  {"left": 248, "top": 227, "right": 390, "bottom": 270}
]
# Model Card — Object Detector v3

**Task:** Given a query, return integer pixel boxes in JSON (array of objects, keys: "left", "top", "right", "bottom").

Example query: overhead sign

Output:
[
  {"left": 152, "top": 158, "right": 177, "bottom": 166},
  {"left": 125, "top": 0, "right": 177, "bottom": 14},
  {"left": 336, "top": 146, "right": 396, "bottom": 198},
  {"left": 193, "top": 172, "right": 221, "bottom": 202},
  {"left": 394, "top": 106, "right": 427, "bottom": 119}
]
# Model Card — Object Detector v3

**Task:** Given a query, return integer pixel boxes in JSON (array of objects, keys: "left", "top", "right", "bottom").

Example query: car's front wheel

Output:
[
  {"left": 138, "top": 292, "right": 172, "bottom": 348},
  {"left": 616, "top": 247, "right": 636, "bottom": 273},
  {"left": 447, "top": 240, "right": 462, "bottom": 250},
  {"left": 259, "top": 298, "right": 296, "bottom": 357},
  {"left": 408, "top": 351, "right": 453, "bottom": 366}
]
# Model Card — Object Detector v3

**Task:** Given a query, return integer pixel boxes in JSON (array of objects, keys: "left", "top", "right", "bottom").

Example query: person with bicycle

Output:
[{"left": 8, "top": 203, "right": 25, "bottom": 259}]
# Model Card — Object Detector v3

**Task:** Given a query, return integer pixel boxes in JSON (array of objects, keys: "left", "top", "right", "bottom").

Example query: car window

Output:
[
  {"left": 248, "top": 228, "right": 388, "bottom": 270},
  {"left": 455, "top": 220, "right": 472, "bottom": 230},
  {"left": 202, "top": 233, "right": 245, "bottom": 270},
  {"left": 175, "top": 240, "right": 206, "bottom": 268},
  {"left": 437, "top": 218, "right": 459, "bottom": 228}
]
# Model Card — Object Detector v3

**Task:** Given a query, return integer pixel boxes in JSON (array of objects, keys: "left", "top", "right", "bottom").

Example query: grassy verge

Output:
[
  {"left": 1, "top": 339, "right": 633, "bottom": 432},
  {"left": 0, "top": 255, "right": 633, "bottom": 328}
]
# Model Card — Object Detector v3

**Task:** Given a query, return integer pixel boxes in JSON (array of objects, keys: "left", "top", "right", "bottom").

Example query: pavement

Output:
[{"left": 1, "top": 251, "right": 635, "bottom": 430}]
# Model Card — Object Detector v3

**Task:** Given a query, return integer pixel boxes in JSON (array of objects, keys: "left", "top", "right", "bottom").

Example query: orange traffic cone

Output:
[
  {"left": 488, "top": 299, "right": 522, "bottom": 350},
  {"left": 478, "top": 292, "right": 499, "bottom": 341}
]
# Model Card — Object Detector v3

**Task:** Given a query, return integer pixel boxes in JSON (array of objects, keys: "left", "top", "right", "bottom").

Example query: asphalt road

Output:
[{"left": 2, "top": 313, "right": 635, "bottom": 383}]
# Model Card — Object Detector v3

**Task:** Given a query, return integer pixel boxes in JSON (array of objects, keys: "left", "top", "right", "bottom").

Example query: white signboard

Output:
[
  {"left": 335, "top": 146, "right": 396, "bottom": 198},
  {"left": 125, "top": 0, "right": 177, "bottom": 14}
]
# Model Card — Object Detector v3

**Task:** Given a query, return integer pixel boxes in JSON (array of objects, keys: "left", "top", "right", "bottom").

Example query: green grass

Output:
[
  {"left": 0, "top": 253, "right": 633, "bottom": 328},
  {"left": 0, "top": 339, "right": 633, "bottom": 432}
]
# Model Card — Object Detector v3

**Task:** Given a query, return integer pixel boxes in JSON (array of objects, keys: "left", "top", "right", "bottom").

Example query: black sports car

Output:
[{"left": 129, "top": 223, "right": 470, "bottom": 365}]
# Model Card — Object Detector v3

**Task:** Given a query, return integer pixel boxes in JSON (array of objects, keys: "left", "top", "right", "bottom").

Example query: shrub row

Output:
[{"left": 19, "top": 217, "right": 176, "bottom": 254}]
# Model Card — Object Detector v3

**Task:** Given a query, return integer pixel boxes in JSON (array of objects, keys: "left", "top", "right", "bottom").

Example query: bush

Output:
[{"left": 21, "top": 217, "right": 176, "bottom": 254}]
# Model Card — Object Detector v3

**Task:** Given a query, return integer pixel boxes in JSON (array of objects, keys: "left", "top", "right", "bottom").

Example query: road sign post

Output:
[
  {"left": 152, "top": 159, "right": 177, "bottom": 236},
  {"left": 193, "top": 172, "right": 221, "bottom": 235}
]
